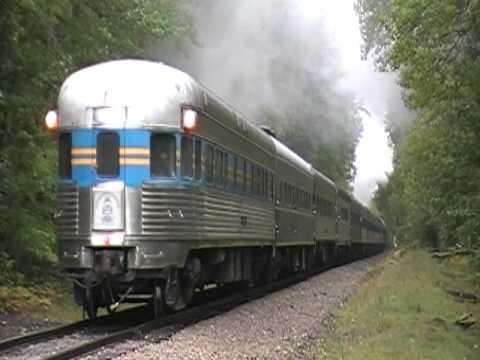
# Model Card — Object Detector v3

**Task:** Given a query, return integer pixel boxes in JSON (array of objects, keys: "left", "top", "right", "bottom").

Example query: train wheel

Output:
[
  {"left": 153, "top": 284, "right": 166, "bottom": 318},
  {"left": 84, "top": 288, "right": 98, "bottom": 319},
  {"left": 105, "top": 304, "right": 116, "bottom": 315}
]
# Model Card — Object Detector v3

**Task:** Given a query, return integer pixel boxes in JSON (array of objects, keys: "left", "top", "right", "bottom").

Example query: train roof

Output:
[
  {"left": 58, "top": 59, "right": 275, "bottom": 153},
  {"left": 271, "top": 136, "right": 313, "bottom": 175},
  {"left": 311, "top": 168, "right": 335, "bottom": 187},
  {"left": 58, "top": 60, "right": 202, "bottom": 129}
]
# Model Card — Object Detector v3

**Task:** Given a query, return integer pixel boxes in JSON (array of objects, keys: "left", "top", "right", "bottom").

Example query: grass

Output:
[
  {"left": 0, "top": 271, "right": 143, "bottom": 324},
  {"left": 0, "top": 273, "right": 83, "bottom": 323},
  {"left": 314, "top": 249, "right": 480, "bottom": 360}
]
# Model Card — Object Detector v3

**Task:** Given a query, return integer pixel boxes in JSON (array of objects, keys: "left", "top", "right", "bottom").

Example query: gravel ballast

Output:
[{"left": 87, "top": 254, "right": 385, "bottom": 360}]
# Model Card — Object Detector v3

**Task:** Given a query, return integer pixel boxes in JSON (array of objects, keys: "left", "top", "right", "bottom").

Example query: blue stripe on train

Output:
[
  {"left": 121, "top": 130, "right": 150, "bottom": 148},
  {"left": 72, "top": 129, "right": 93, "bottom": 148},
  {"left": 70, "top": 129, "right": 152, "bottom": 188}
]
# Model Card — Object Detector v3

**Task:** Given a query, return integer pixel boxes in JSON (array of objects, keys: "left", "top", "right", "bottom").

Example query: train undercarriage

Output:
[{"left": 67, "top": 243, "right": 384, "bottom": 319}]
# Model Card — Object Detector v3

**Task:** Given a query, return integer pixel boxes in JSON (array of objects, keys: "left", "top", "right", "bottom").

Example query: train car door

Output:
[{"left": 90, "top": 107, "right": 127, "bottom": 247}]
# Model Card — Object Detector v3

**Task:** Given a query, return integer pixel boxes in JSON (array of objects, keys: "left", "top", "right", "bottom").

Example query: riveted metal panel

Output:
[
  {"left": 336, "top": 188, "right": 352, "bottom": 245},
  {"left": 58, "top": 235, "right": 92, "bottom": 269},
  {"left": 125, "top": 186, "right": 142, "bottom": 235},
  {"left": 351, "top": 198, "right": 362, "bottom": 244},
  {"left": 141, "top": 184, "right": 274, "bottom": 243},
  {"left": 313, "top": 169, "right": 337, "bottom": 243},
  {"left": 78, "top": 187, "right": 91, "bottom": 234},
  {"left": 56, "top": 183, "right": 79, "bottom": 234}
]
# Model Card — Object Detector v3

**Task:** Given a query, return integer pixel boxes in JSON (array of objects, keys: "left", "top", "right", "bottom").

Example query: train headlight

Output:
[
  {"left": 182, "top": 108, "right": 197, "bottom": 131},
  {"left": 93, "top": 183, "right": 124, "bottom": 230},
  {"left": 45, "top": 110, "right": 59, "bottom": 131}
]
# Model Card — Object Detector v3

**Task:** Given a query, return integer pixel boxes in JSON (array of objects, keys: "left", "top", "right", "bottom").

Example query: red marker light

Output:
[
  {"left": 182, "top": 109, "right": 197, "bottom": 131},
  {"left": 45, "top": 110, "right": 59, "bottom": 131}
]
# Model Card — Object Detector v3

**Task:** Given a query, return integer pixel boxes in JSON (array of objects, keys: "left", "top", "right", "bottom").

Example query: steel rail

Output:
[
  {"left": 0, "top": 305, "right": 146, "bottom": 354},
  {"left": 45, "top": 255, "right": 368, "bottom": 360}
]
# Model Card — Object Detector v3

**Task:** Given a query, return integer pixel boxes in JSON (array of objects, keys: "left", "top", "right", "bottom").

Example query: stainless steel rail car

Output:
[{"left": 51, "top": 60, "right": 386, "bottom": 318}]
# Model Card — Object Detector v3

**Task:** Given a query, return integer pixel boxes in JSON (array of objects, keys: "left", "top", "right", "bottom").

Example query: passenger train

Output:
[{"left": 48, "top": 60, "right": 386, "bottom": 318}]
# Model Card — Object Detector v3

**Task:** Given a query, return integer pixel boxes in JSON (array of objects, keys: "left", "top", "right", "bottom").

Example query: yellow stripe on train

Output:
[
  {"left": 120, "top": 158, "right": 150, "bottom": 166},
  {"left": 72, "top": 159, "right": 96, "bottom": 166},
  {"left": 71, "top": 157, "right": 150, "bottom": 166},
  {"left": 71, "top": 148, "right": 149, "bottom": 156},
  {"left": 119, "top": 148, "right": 150, "bottom": 156},
  {"left": 72, "top": 148, "right": 96, "bottom": 156}
]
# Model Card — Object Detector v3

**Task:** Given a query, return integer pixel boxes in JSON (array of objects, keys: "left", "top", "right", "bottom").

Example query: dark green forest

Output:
[
  {"left": 356, "top": 0, "right": 480, "bottom": 261},
  {"left": 2, "top": 0, "right": 479, "bottom": 274},
  {"left": 0, "top": 0, "right": 192, "bottom": 270},
  {"left": 0, "top": 1, "right": 361, "bottom": 272}
]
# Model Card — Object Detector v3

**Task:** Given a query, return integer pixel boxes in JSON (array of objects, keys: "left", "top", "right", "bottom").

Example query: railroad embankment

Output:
[
  {"left": 0, "top": 272, "right": 80, "bottom": 340},
  {"left": 313, "top": 249, "right": 480, "bottom": 360}
]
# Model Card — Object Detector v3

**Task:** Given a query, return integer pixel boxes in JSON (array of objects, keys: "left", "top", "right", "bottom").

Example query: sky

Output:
[{"left": 299, "top": 0, "right": 394, "bottom": 204}]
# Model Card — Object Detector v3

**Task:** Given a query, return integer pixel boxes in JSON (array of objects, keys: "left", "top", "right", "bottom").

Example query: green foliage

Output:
[
  {"left": 0, "top": 0, "right": 191, "bottom": 269},
  {"left": 315, "top": 250, "right": 480, "bottom": 359},
  {"left": 0, "top": 0, "right": 364, "bottom": 274},
  {"left": 359, "top": 0, "right": 480, "bottom": 253}
]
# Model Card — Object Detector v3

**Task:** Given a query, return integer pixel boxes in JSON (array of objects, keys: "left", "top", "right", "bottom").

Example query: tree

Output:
[
  {"left": 361, "top": 0, "right": 480, "bottom": 253},
  {"left": 0, "top": 0, "right": 191, "bottom": 268}
]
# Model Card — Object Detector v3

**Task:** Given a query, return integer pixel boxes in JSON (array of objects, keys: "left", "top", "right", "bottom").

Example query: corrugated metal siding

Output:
[
  {"left": 56, "top": 184, "right": 79, "bottom": 234},
  {"left": 141, "top": 184, "right": 274, "bottom": 242}
]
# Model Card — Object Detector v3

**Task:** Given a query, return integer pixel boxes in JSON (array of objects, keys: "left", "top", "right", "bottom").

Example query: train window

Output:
[
  {"left": 205, "top": 145, "right": 214, "bottom": 183},
  {"left": 264, "top": 172, "right": 267, "bottom": 198},
  {"left": 151, "top": 133, "right": 176, "bottom": 178},
  {"left": 256, "top": 166, "right": 261, "bottom": 196},
  {"left": 262, "top": 170, "right": 265, "bottom": 197},
  {"left": 215, "top": 149, "right": 223, "bottom": 187},
  {"left": 263, "top": 171, "right": 268, "bottom": 198},
  {"left": 181, "top": 137, "right": 193, "bottom": 178},
  {"left": 97, "top": 132, "right": 119, "bottom": 177},
  {"left": 256, "top": 166, "right": 260, "bottom": 195},
  {"left": 259, "top": 170, "right": 263, "bottom": 197},
  {"left": 194, "top": 139, "right": 202, "bottom": 180},
  {"left": 224, "top": 153, "right": 229, "bottom": 188},
  {"left": 258, "top": 167, "right": 262, "bottom": 196},
  {"left": 261, "top": 169, "right": 266, "bottom": 197},
  {"left": 270, "top": 174, "right": 274, "bottom": 200},
  {"left": 256, "top": 167, "right": 260, "bottom": 196},
  {"left": 58, "top": 133, "right": 72, "bottom": 179},
  {"left": 241, "top": 158, "right": 247, "bottom": 193},
  {"left": 233, "top": 156, "right": 238, "bottom": 190},
  {"left": 250, "top": 163, "right": 255, "bottom": 194}
]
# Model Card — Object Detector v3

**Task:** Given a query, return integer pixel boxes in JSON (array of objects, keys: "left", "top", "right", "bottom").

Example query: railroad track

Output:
[
  {"left": 0, "top": 306, "right": 150, "bottom": 360},
  {"left": 0, "top": 258, "right": 359, "bottom": 360}
]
